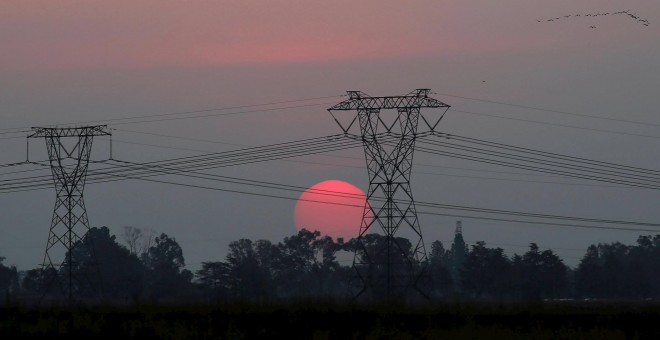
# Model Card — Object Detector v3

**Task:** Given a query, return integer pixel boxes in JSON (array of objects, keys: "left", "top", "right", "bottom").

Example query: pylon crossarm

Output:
[
  {"left": 28, "top": 126, "right": 111, "bottom": 138},
  {"left": 328, "top": 94, "right": 449, "bottom": 111}
]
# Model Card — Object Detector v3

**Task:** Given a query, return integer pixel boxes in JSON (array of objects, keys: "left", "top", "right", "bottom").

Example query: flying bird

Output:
[{"left": 538, "top": 9, "right": 649, "bottom": 27}]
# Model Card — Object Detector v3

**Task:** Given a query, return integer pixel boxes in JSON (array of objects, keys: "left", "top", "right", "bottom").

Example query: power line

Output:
[
  {"left": 0, "top": 130, "right": 29, "bottom": 136},
  {"left": 18, "top": 133, "right": 637, "bottom": 189},
  {"left": 94, "top": 166, "right": 660, "bottom": 234},
  {"left": 419, "top": 139, "right": 660, "bottom": 184},
  {"left": 442, "top": 132, "right": 660, "bottom": 176},
  {"left": 68, "top": 158, "right": 660, "bottom": 230},
  {"left": 111, "top": 127, "right": 659, "bottom": 183},
  {"left": 113, "top": 128, "right": 247, "bottom": 148},
  {"left": 414, "top": 144, "right": 660, "bottom": 190},
  {"left": 5, "top": 131, "right": 660, "bottom": 232},
  {"left": 5, "top": 148, "right": 660, "bottom": 234},
  {"left": 433, "top": 91, "right": 660, "bottom": 128},
  {"left": 7, "top": 130, "right": 660, "bottom": 193},
  {"left": 0, "top": 161, "right": 31, "bottom": 169},
  {"left": 115, "top": 127, "right": 619, "bottom": 188},
  {"left": 408, "top": 134, "right": 660, "bottom": 190},
  {"left": 0, "top": 134, "right": 363, "bottom": 192},
  {"left": 448, "top": 108, "right": 660, "bottom": 140},
  {"left": 0, "top": 95, "right": 344, "bottom": 132},
  {"left": 100, "top": 156, "right": 660, "bottom": 228},
  {"left": 418, "top": 211, "right": 660, "bottom": 233},
  {"left": 109, "top": 101, "right": 340, "bottom": 126}
]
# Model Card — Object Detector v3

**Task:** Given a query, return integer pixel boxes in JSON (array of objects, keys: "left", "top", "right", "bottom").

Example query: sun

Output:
[{"left": 294, "top": 180, "right": 370, "bottom": 241}]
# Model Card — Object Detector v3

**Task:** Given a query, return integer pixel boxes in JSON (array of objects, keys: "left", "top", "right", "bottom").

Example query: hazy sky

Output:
[{"left": 1, "top": 0, "right": 660, "bottom": 271}]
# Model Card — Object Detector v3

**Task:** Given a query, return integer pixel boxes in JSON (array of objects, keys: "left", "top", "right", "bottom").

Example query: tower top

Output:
[
  {"left": 327, "top": 89, "right": 450, "bottom": 135},
  {"left": 28, "top": 125, "right": 111, "bottom": 138},
  {"left": 455, "top": 221, "right": 462, "bottom": 235}
]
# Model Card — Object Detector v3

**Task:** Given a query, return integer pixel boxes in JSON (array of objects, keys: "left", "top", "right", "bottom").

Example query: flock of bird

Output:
[{"left": 538, "top": 10, "right": 650, "bottom": 28}]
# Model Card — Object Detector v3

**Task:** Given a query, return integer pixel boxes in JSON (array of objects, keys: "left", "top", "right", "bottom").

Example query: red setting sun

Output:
[{"left": 294, "top": 180, "right": 370, "bottom": 241}]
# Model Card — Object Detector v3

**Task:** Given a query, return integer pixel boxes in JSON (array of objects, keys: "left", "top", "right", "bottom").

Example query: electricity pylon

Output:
[
  {"left": 328, "top": 89, "right": 450, "bottom": 300},
  {"left": 28, "top": 125, "right": 110, "bottom": 302}
]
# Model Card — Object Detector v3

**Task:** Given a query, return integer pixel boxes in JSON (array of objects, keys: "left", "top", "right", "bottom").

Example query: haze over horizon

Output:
[{"left": 2, "top": 0, "right": 660, "bottom": 272}]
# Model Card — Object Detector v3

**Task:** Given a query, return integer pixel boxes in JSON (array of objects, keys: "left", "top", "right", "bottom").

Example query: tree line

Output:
[{"left": 2, "top": 226, "right": 660, "bottom": 303}]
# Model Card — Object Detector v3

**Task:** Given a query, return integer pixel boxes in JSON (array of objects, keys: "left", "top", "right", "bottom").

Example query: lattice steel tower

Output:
[
  {"left": 28, "top": 125, "right": 110, "bottom": 301},
  {"left": 328, "top": 89, "right": 450, "bottom": 300}
]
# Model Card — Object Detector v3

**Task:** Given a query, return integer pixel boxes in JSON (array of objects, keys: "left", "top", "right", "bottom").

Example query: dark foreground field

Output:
[{"left": 1, "top": 300, "right": 659, "bottom": 339}]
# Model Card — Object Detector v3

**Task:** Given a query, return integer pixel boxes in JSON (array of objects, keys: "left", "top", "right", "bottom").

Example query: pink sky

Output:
[
  {"left": 0, "top": 0, "right": 597, "bottom": 70},
  {"left": 1, "top": 0, "right": 659, "bottom": 271}
]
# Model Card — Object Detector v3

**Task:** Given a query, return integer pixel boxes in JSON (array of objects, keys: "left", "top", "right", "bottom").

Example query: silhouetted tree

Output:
[
  {"left": 347, "top": 233, "right": 417, "bottom": 299},
  {"left": 511, "top": 243, "right": 569, "bottom": 300},
  {"left": 142, "top": 233, "right": 194, "bottom": 300},
  {"left": 575, "top": 245, "right": 603, "bottom": 298},
  {"left": 122, "top": 226, "right": 143, "bottom": 256},
  {"left": 461, "top": 241, "right": 511, "bottom": 299},
  {"left": 195, "top": 261, "right": 229, "bottom": 302},
  {"left": 427, "top": 240, "right": 453, "bottom": 298},
  {"left": 0, "top": 257, "right": 18, "bottom": 299},
  {"left": 309, "top": 233, "right": 347, "bottom": 297},
  {"left": 66, "top": 226, "right": 145, "bottom": 302},
  {"left": 575, "top": 242, "right": 640, "bottom": 299},
  {"left": 121, "top": 226, "right": 156, "bottom": 257},
  {"left": 20, "top": 267, "right": 58, "bottom": 298},
  {"left": 273, "top": 229, "right": 348, "bottom": 298},
  {"left": 628, "top": 235, "right": 660, "bottom": 297},
  {"left": 273, "top": 229, "right": 319, "bottom": 297},
  {"left": 224, "top": 238, "right": 274, "bottom": 299}
]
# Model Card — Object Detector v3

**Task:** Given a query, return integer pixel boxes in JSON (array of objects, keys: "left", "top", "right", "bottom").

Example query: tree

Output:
[
  {"left": 272, "top": 229, "right": 345, "bottom": 298},
  {"left": 310, "top": 234, "right": 346, "bottom": 297},
  {"left": 142, "top": 233, "right": 194, "bottom": 300},
  {"left": 273, "top": 229, "right": 321, "bottom": 297},
  {"left": 427, "top": 241, "right": 453, "bottom": 298},
  {"left": 511, "top": 243, "right": 568, "bottom": 300},
  {"left": 461, "top": 241, "right": 511, "bottom": 299},
  {"left": 122, "top": 226, "right": 143, "bottom": 256},
  {"left": 224, "top": 238, "right": 274, "bottom": 299},
  {"left": 0, "top": 257, "right": 18, "bottom": 298},
  {"left": 346, "top": 233, "right": 417, "bottom": 299},
  {"left": 121, "top": 226, "right": 156, "bottom": 257},
  {"left": 575, "top": 244, "right": 604, "bottom": 298},
  {"left": 66, "top": 226, "right": 145, "bottom": 302},
  {"left": 20, "top": 267, "right": 58, "bottom": 300},
  {"left": 195, "top": 261, "right": 229, "bottom": 301},
  {"left": 629, "top": 235, "right": 660, "bottom": 298},
  {"left": 575, "top": 242, "right": 639, "bottom": 299}
]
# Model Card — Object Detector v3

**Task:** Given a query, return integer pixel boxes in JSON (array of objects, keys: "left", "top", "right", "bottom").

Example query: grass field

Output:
[{"left": 1, "top": 299, "right": 658, "bottom": 339}]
